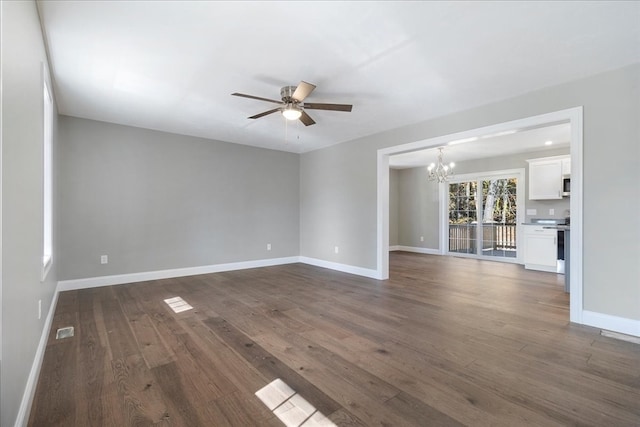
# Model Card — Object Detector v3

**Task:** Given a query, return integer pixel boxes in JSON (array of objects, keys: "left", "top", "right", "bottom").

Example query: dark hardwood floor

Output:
[{"left": 29, "top": 252, "right": 640, "bottom": 426}]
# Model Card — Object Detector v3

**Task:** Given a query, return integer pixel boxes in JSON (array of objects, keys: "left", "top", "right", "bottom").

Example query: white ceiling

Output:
[
  {"left": 389, "top": 122, "right": 571, "bottom": 169},
  {"left": 38, "top": 1, "right": 640, "bottom": 154}
]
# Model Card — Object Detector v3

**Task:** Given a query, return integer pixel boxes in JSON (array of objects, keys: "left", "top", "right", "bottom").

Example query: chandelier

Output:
[{"left": 427, "top": 147, "right": 455, "bottom": 183}]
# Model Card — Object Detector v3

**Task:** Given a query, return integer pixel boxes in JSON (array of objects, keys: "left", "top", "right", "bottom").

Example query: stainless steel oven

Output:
[{"left": 557, "top": 230, "right": 565, "bottom": 273}]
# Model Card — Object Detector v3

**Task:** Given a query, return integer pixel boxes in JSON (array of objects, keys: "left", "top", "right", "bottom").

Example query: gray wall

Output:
[
  {"left": 390, "top": 147, "right": 571, "bottom": 251},
  {"left": 58, "top": 116, "right": 300, "bottom": 280},
  {"left": 300, "top": 146, "right": 378, "bottom": 267},
  {"left": 300, "top": 63, "right": 640, "bottom": 321},
  {"left": 1, "top": 1, "right": 59, "bottom": 425},
  {"left": 395, "top": 168, "right": 440, "bottom": 249}
]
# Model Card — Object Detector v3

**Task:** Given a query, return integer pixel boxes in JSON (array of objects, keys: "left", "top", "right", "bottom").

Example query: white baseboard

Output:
[
  {"left": 14, "top": 290, "right": 59, "bottom": 427},
  {"left": 57, "top": 256, "right": 300, "bottom": 291},
  {"left": 581, "top": 310, "right": 640, "bottom": 338},
  {"left": 57, "top": 255, "right": 384, "bottom": 293},
  {"left": 389, "top": 245, "right": 401, "bottom": 251},
  {"left": 298, "top": 256, "right": 380, "bottom": 279},
  {"left": 394, "top": 246, "right": 441, "bottom": 255}
]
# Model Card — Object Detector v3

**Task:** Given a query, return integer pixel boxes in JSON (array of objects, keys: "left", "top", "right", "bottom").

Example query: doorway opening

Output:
[{"left": 377, "top": 107, "right": 583, "bottom": 324}]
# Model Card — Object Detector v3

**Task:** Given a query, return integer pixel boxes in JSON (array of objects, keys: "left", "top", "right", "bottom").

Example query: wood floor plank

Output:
[
  {"left": 114, "top": 286, "right": 176, "bottom": 369},
  {"left": 74, "top": 290, "right": 109, "bottom": 426},
  {"left": 209, "top": 391, "right": 263, "bottom": 426},
  {"left": 344, "top": 335, "right": 565, "bottom": 426},
  {"left": 201, "top": 316, "right": 344, "bottom": 417},
  {"left": 28, "top": 337, "right": 77, "bottom": 426},
  {"left": 29, "top": 253, "right": 640, "bottom": 426},
  {"left": 383, "top": 390, "right": 464, "bottom": 426},
  {"left": 127, "top": 287, "right": 241, "bottom": 400},
  {"left": 172, "top": 318, "right": 280, "bottom": 422},
  {"left": 465, "top": 356, "right": 639, "bottom": 426},
  {"left": 101, "top": 288, "right": 141, "bottom": 360},
  {"left": 150, "top": 361, "right": 208, "bottom": 426},
  {"left": 467, "top": 350, "right": 640, "bottom": 424},
  {"left": 111, "top": 354, "right": 171, "bottom": 424}
]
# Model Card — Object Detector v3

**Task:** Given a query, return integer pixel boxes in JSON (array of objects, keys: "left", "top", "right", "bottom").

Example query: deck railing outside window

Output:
[{"left": 449, "top": 223, "right": 516, "bottom": 253}]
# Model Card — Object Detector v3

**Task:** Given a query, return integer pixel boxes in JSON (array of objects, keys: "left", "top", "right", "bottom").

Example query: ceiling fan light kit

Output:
[
  {"left": 232, "top": 81, "right": 353, "bottom": 127},
  {"left": 282, "top": 104, "right": 302, "bottom": 120}
]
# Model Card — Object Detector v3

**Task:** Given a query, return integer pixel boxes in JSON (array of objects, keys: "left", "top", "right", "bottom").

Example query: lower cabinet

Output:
[{"left": 523, "top": 226, "right": 557, "bottom": 272}]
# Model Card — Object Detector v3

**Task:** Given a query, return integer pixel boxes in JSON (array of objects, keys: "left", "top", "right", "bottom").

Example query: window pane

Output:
[{"left": 42, "top": 80, "right": 53, "bottom": 279}]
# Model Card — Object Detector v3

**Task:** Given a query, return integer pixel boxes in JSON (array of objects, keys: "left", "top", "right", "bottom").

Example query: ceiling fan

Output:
[{"left": 232, "top": 81, "right": 352, "bottom": 126}]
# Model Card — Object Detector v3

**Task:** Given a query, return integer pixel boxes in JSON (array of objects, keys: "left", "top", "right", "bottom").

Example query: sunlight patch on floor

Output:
[
  {"left": 255, "top": 378, "right": 336, "bottom": 427},
  {"left": 163, "top": 296, "right": 193, "bottom": 313}
]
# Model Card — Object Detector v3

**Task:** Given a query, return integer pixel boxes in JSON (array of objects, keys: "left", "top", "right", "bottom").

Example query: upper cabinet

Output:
[
  {"left": 527, "top": 155, "right": 570, "bottom": 200},
  {"left": 561, "top": 157, "right": 571, "bottom": 176}
]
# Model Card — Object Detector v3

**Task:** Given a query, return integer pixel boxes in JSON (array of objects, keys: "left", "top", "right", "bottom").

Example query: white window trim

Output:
[{"left": 42, "top": 73, "right": 53, "bottom": 281}]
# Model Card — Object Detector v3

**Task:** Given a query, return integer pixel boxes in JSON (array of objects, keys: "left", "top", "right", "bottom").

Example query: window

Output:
[
  {"left": 444, "top": 169, "right": 524, "bottom": 263},
  {"left": 42, "top": 79, "right": 53, "bottom": 280}
]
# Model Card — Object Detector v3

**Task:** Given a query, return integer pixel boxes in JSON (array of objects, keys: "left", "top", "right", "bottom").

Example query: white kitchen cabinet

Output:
[
  {"left": 523, "top": 225, "right": 557, "bottom": 272},
  {"left": 527, "top": 155, "right": 569, "bottom": 200},
  {"left": 561, "top": 157, "right": 571, "bottom": 176}
]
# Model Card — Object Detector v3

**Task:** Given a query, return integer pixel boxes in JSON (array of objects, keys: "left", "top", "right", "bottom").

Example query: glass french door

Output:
[
  {"left": 449, "top": 181, "right": 478, "bottom": 255},
  {"left": 448, "top": 175, "right": 519, "bottom": 260}
]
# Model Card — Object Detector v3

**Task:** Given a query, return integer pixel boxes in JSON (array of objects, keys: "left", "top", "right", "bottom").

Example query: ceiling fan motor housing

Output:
[{"left": 280, "top": 86, "right": 299, "bottom": 103}]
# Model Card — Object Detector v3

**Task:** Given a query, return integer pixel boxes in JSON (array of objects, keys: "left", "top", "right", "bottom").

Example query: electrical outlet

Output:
[
  {"left": 334, "top": 246, "right": 339, "bottom": 254},
  {"left": 267, "top": 243, "right": 271, "bottom": 251},
  {"left": 420, "top": 236, "right": 424, "bottom": 242},
  {"left": 38, "top": 299, "right": 42, "bottom": 320},
  {"left": 100, "top": 255, "right": 108, "bottom": 264},
  {"left": 549, "top": 209, "right": 555, "bottom": 216}
]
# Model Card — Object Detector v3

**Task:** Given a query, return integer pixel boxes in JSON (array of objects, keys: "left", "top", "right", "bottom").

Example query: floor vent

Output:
[
  {"left": 56, "top": 326, "right": 74, "bottom": 339},
  {"left": 164, "top": 296, "right": 193, "bottom": 313},
  {"left": 600, "top": 330, "right": 640, "bottom": 344}
]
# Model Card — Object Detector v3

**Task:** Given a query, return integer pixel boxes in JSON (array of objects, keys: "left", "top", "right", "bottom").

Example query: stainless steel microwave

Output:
[{"left": 562, "top": 178, "right": 570, "bottom": 196}]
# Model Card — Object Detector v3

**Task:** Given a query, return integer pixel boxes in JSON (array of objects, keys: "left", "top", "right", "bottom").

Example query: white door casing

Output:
[{"left": 377, "top": 106, "right": 583, "bottom": 324}]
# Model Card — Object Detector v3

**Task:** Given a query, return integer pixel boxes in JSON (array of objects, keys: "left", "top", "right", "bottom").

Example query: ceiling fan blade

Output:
[
  {"left": 299, "top": 110, "right": 316, "bottom": 126},
  {"left": 232, "top": 92, "right": 283, "bottom": 104},
  {"left": 303, "top": 102, "right": 353, "bottom": 112},
  {"left": 249, "top": 108, "right": 281, "bottom": 119},
  {"left": 292, "top": 81, "right": 316, "bottom": 102}
]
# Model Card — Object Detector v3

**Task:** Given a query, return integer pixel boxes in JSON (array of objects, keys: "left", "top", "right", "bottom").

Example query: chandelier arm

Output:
[{"left": 427, "top": 147, "right": 454, "bottom": 183}]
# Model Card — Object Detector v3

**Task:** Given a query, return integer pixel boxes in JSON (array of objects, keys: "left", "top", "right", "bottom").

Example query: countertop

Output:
[
  {"left": 544, "top": 225, "right": 570, "bottom": 230},
  {"left": 522, "top": 221, "right": 571, "bottom": 231},
  {"left": 522, "top": 222, "right": 570, "bottom": 230}
]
